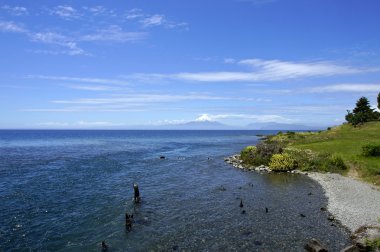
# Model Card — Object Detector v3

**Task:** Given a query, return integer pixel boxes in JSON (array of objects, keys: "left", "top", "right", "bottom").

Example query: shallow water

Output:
[{"left": 0, "top": 130, "right": 350, "bottom": 251}]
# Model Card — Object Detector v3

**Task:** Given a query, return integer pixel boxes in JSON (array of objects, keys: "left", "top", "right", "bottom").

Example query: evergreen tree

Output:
[
  {"left": 377, "top": 92, "right": 380, "bottom": 110},
  {"left": 346, "top": 96, "right": 377, "bottom": 125}
]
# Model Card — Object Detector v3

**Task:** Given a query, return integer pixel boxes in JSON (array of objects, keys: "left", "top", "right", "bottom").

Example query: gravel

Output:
[{"left": 308, "top": 172, "right": 380, "bottom": 232}]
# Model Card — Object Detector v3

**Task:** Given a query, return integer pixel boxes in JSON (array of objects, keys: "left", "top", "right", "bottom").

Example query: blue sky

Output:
[{"left": 1, "top": 0, "right": 380, "bottom": 129}]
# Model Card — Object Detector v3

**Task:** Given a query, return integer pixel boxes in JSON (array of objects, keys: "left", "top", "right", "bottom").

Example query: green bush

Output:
[
  {"left": 240, "top": 141, "right": 284, "bottom": 166},
  {"left": 362, "top": 144, "right": 380, "bottom": 157},
  {"left": 269, "top": 153, "right": 298, "bottom": 171},
  {"left": 365, "top": 238, "right": 380, "bottom": 250},
  {"left": 318, "top": 153, "right": 347, "bottom": 172},
  {"left": 240, "top": 146, "right": 257, "bottom": 161},
  {"left": 329, "top": 154, "right": 347, "bottom": 170},
  {"left": 283, "top": 148, "right": 316, "bottom": 171}
]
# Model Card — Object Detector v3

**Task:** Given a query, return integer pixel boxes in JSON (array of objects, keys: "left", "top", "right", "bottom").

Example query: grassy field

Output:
[{"left": 271, "top": 122, "right": 380, "bottom": 184}]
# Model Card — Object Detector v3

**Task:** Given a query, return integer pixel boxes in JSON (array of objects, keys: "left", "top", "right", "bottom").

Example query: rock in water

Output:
[
  {"left": 340, "top": 245, "right": 360, "bottom": 252},
  {"left": 304, "top": 239, "right": 328, "bottom": 252},
  {"left": 239, "top": 199, "right": 243, "bottom": 208}
]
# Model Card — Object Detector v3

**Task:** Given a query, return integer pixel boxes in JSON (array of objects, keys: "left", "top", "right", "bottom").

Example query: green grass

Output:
[{"left": 271, "top": 122, "right": 380, "bottom": 184}]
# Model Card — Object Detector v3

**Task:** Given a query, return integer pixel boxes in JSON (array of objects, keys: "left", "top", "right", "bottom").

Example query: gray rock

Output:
[
  {"left": 304, "top": 238, "right": 328, "bottom": 252},
  {"left": 340, "top": 245, "right": 359, "bottom": 252}
]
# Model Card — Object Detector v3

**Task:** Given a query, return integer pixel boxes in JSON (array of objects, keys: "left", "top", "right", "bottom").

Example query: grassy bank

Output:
[{"left": 242, "top": 122, "right": 380, "bottom": 184}]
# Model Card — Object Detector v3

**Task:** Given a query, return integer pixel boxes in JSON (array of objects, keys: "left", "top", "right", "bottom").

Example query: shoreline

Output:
[
  {"left": 225, "top": 154, "right": 380, "bottom": 249},
  {"left": 307, "top": 172, "right": 380, "bottom": 233}
]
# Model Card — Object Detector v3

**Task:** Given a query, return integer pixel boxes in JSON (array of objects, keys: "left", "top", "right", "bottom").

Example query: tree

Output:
[
  {"left": 345, "top": 96, "right": 377, "bottom": 125},
  {"left": 377, "top": 92, "right": 380, "bottom": 110}
]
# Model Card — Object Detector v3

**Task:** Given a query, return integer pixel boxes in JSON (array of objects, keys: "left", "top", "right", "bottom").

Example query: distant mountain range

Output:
[{"left": 141, "top": 120, "right": 325, "bottom": 130}]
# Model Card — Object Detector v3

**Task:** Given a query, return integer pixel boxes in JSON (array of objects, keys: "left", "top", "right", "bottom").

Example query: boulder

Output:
[
  {"left": 304, "top": 239, "right": 328, "bottom": 252},
  {"left": 340, "top": 245, "right": 360, "bottom": 252}
]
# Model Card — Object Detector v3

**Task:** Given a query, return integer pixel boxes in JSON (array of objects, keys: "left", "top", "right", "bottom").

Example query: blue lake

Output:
[{"left": 0, "top": 130, "right": 350, "bottom": 251}]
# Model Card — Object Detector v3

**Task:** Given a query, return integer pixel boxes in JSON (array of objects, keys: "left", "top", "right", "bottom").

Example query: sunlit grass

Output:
[{"left": 271, "top": 122, "right": 380, "bottom": 184}]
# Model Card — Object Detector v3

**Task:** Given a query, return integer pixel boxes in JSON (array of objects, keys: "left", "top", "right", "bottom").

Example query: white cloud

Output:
[
  {"left": 30, "top": 32, "right": 86, "bottom": 55},
  {"left": 308, "top": 84, "right": 380, "bottom": 93},
  {"left": 0, "top": 21, "right": 26, "bottom": 33},
  {"left": 50, "top": 5, "right": 80, "bottom": 20},
  {"left": 150, "top": 119, "right": 187, "bottom": 126},
  {"left": 63, "top": 84, "right": 121, "bottom": 91},
  {"left": 140, "top": 14, "right": 165, "bottom": 27},
  {"left": 28, "top": 75, "right": 129, "bottom": 85},
  {"left": 24, "top": 93, "right": 232, "bottom": 112},
  {"left": 125, "top": 9, "right": 188, "bottom": 29},
  {"left": 195, "top": 113, "right": 293, "bottom": 123},
  {"left": 83, "top": 6, "right": 115, "bottom": 16},
  {"left": 37, "top": 121, "right": 70, "bottom": 126},
  {"left": 125, "top": 8, "right": 144, "bottom": 20},
  {"left": 50, "top": 94, "right": 229, "bottom": 105},
  {"left": 0, "top": 21, "right": 87, "bottom": 55},
  {"left": 36, "top": 121, "right": 124, "bottom": 128},
  {"left": 76, "top": 121, "right": 122, "bottom": 126},
  {"left": 140, "top": 14, "right": 188, "bottom": 29},
  {"left": 80, "top": 25, "right": 147, "bottom": 43},
  {"left": 133, "top": 59, "right": 378, "bottom": 83},
  {"left": 1, "top": 5, "right": 28, "bottom": 16}
]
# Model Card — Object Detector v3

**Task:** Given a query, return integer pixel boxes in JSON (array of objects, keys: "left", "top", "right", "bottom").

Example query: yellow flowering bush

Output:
[{"left": 269, "top": 153, "right": 298, "bottom": 171}]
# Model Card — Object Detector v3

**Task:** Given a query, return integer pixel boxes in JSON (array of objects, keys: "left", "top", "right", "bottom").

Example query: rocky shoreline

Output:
[
  {"left": 224, "top": 154, "right": 308, "bottom": 175},
  {"left": 225, "top": 154, "right": 380, "bottom": 251}
]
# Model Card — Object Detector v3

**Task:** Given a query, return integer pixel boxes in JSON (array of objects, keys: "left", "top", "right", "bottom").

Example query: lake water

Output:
[{"left": 0, "top": 130, "right": 351, "bottom": 251}]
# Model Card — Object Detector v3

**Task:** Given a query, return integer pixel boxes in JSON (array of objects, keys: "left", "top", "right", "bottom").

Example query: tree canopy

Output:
[{"left": 345, "top": 96, "right": 379, "bottom": 126}]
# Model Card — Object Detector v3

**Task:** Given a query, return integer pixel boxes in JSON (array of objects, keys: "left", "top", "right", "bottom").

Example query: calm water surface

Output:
[{"left": 0, "top": 130, "right": 350, "bottom": 251}]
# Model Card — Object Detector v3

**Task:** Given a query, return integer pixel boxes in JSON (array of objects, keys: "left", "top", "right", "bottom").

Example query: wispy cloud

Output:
[
  {"left": 126, "top": 9, "right": 188, "bottom": 29},
  {"left": 140, "top": 14, "right": 165, "bottom": 27},
  {"left": 0, "top": 21, "right": 87, "bottom": 55},
  {"left": 62, "top": 84, "right": 121, "bottom": 91},
  {"left": 1, "top": 5, "right": 28, "bottom": 16},
  {"left": 0, "top": 21, "right": 26, "bottom": 33},
  {"left": 50, "top": 5, "right": 81, "bottom": 20},
  {"left": 132, "top": 58, "right": 379, "bottom": 83},
  {"left": 80, "top": 25, "right": 147, "bottom": 43},
  {"left": 50, "top": 94, "right": 229, "bottom": 105},
  {"left": 28, "top": 75, "right": 130, "bottom": 85},
  {"left": 30, "top": 32, "right": 86, "bottom": 55},
  {"left": 24, "top": 93, "right": 232, "bottom": 112},
  {"left": 195, "top": 113, "right": 294, "bottom": 123},
  {"left": 125, "top": 8, "right": 144, "bottom": 20},
  {"left": 36, "top": 121, "right": 124, "bottom": 128},
  {"left": 82, "top": 6, "right": 115, "bottom": 17},
  {"left": 308, "top": 84, "right": 380, "bottom": 93}
]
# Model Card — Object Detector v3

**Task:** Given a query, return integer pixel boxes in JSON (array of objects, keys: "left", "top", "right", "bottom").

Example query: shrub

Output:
[
  {"left": 241, "top": 140, "right": 284, "bottom": 166},
  {"left": 365, "top": 238, "right": 380, "bottom": 250},
  {"left": 269, "top": 153, "right": 298, "bottom": 171},
  {"left": 362, "top": 144, "right": 380, "bottom": 157},
  {"left": 283, "top": 148, "right": 316, "bottom": 171},
  {"left": 318, "top": 153, "right": 347, "bottom": 172},
  {"left": 240, "top": 146, "right": 257, "bottom": 161},
  {"left": 329, "top": 154, "right": 347, "bottom": 170}
]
